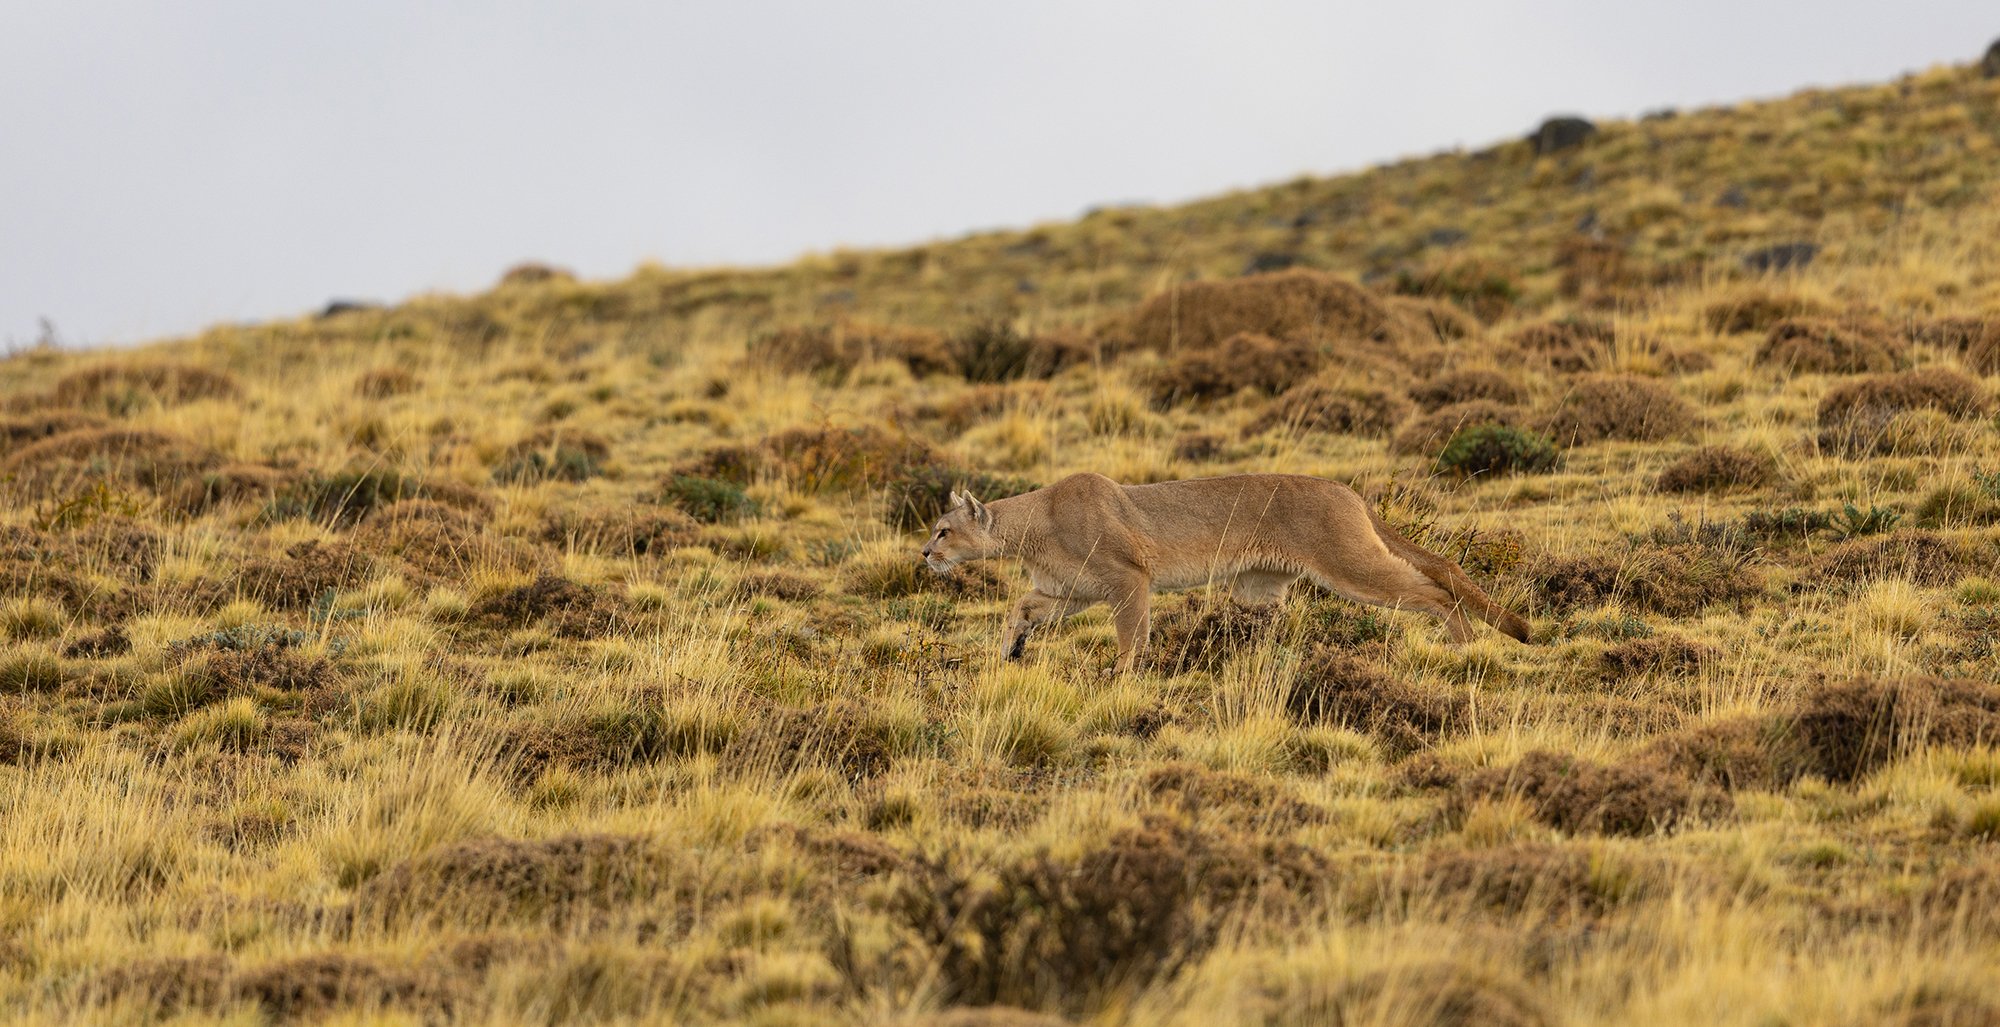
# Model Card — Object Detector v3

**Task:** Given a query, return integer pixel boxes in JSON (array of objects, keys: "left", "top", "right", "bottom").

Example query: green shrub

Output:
[
  {"left": 658, "top": 474, "right": 758, "bottom": 523},
  {"left": 1434, "top": 425, "right": 1560, "bottom": 477}
]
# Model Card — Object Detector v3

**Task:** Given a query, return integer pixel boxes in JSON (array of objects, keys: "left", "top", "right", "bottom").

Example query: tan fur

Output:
[{"left": 921, "top": 472, "right": 1532, "bottom": 674}]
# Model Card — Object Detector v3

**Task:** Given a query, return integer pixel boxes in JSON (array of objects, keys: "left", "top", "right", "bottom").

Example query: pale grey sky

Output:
[{"left": 2, "top": 1, "right": 1994, "bottom": 348}]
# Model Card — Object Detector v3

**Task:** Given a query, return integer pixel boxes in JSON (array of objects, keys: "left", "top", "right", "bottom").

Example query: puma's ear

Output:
[
  {"left": 948, "top": 490, "right": 967, "bottom": 511},
  {"left": 966, "top": 493, "right": 993, "bottom": 530}
]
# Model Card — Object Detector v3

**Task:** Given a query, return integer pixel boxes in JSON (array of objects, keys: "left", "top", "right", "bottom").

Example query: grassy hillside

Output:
[{"left": 5, "top": 56, "right": 2000, "bottom": 1026}]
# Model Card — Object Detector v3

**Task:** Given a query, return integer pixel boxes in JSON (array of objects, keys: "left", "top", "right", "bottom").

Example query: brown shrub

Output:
[
  {"left": 1149, "top": 597, "right": 1284, "bottom": 675},
  {"left": 1702, "top": 290, "right": 1832, "bottom": 334},
  {"left": 49, "top": 364, "right": 240, "bottom": 413},
  {"left": 762, "top": 425, "right": 936, "bottom": 493},
  {"left": 1408, "top": 369, "right": 1527, "bottom": 411},
  {"left": 1241, "top": 379, "right": 1412, "bottom": 437},
  {"left": 1509, "top": 318, "right": 1615, "bottom": 373},
  {"left": 1416, "top": 844, "right": 1616, "bottom": 917},
  {"left": 170, "top": 462, "right": 296, "bottom": 516},
  {"left": 1390, "top": 258, "right": 1521, "bottom": 324},
  {"left": 1389, "top": 401, "right": 1533, "bottom": 456},
  {"left": 169, "top": 641, "right": 335, "bottom": 697},
  {"left": 1172, "top": 432, "right": 1226, "bottom": 462},
  {"left": 1456, "top": 751, "right": 1709, "bottom": 835},
  {"left": 1335, "top": 962, "right": 1552, "bottom": 1027},
  {"left": 1626, "top": 543, "right": 1762, "bottom": 616},
  {"left": 1790, "top": 677, "right": 2000, "bottom": 784},
  {"left": 492, "top": 427, "right": 611, "bottom": 484},
  {"left": 1148, "top": 332, "right": 1323, "bottom": 407},
  {"left": 1656, "top": 446, "right": 1773, "bottom": 493},
  {"left": 240, "top": 541, "right": 374, "bottom": 609},
  {"left": 1909, "top": 316, "right": 2000, "bottom": 352},
  {"left": 1, "top": 428, "right": 221, "bottom": 496},
  {"left": 1386, "top": 295, "right": 1484, "bottom": 342},
  {"left": 1817, "top": 369, "right": 1990, "bottom": 455},
  {"left": 909, "top": 383, "right": 1045, "bottom": 435},
  {"left": 63, "top": 625, "right": 131, "bottom": 659},
  {"left": 1537, "top": 375, "right": 1695, "bottom": 445},
  {"left": 749, "top": 823, "right": 906, "bottom": 879},
  {"left": 919, "top": 1009, "right": 1073, "bottom": 1027},
  {"left": 1644, "top": 716, "right": 1795, "bottom": 792},
  {"left": 897, "top": 815, "right": 1324, "bottom": 1012},
  {"left": 498, "top": 262, "right": 574, "bottom": 286},
  {"left": 1105, "top": 269, "right": 1421, "bottom": 355},
  {"left": 1754, "top": 318, "right": 1905, "bottom": 374},
  {"left": 749, "top": 320, "right": 953, "bottom": 379},
  {"left": 731, "top": 571, "right": 822, "bottom": 602},
  {"left": 1805, "top": 532, "right": 1995, "bottom": 589},
  {"left": 1286, "top": 646, "right": 1464, "bottom": 756},
  {"left": 354, "top": 367, "right": 420, "bottom": 398},
  {"left": 0, "top": 410, "right": 104, "bottom": 447},
  {"left": 354, "top": 834, "right": 672, "bottom": 928},
  {"left": 97, "top": 953, "right": 235, "bottom": 1015},
  {"left": 234, "top": 953, "right": 451, "bottom": 1022},
  {"left": 469, "top": 573, "right": 626, "bottom": 638},
  {"left": 539, "top": 506, "right": 699, "bottom": 557},
  {"left": 1140, "top": 763, "right": 1327, "bottom": 829},
  {"left": 353, "top": 500, "right": 540, "bottom": 580},
  {"left": 1600, "top": 634, "right": 1715, "bottom": 679},
  {"left": 1919, "top": 862, "right": 2000, "bottom": 940},
  {"left": 725, "top": 701, "right": 894, "bottom": 782}
]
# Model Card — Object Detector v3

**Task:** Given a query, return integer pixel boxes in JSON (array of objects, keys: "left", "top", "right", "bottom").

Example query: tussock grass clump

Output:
[
  {"left": 897, "top": 815, "right": 1325, "bottom": 1012},
  {"left": 1149, "top": 596, "right": 1285, "bottom": 675},
  {"left": 1415, "top": 844, "right": 1632, "bottom": 918},
  {"left": 354, "top": 834, "right": 673, "bottom": 929},
  {"left": 731, "top": 571, "right": 823, "bottom": 603},
  {"left": 844, "top": 547, "right": 1008, "bottom": 600},
  {"left": 1457, "top": 750, "right": 1711, "bottom": 836},
  {"left": 1286, "top": 646, "right": 1463, "bottom": 756},
  {"left": 1817, "top": 368, "right": 1990, "bottom": 456},
  {"left": 1538, "top": 375, "right": 1695, "bottom": 445},
  {"left": 48, "top": 363, "right": 240, "bottom": 413},
  {"left": 1701, "top": 289, "right": 1832, "bottom": 334},
  {"left": 1408, "top": 368, "right": 1526, "bottom": 411},
  {"left": 1148, "top": 332, "right": 1323, "bottom": 407},
  {"left": 353, "top": 367, "right": 420, "bottom": 398},
  {"left": 1, "top": 428, "right": 221, "bottom": 497},
  {"left": 1333, "top": 962, "right": 1552, "bottom": 1027},
  {"left": 541, "top": 505, "right": 699, "bottom": 556},
  {"left": 1599, "top": 633, "right": 1714, "bottom": 679},
  {"left": 353, "top": 500, "right": 540, "bottom": 581},
  {"left": 0, "top": 410, "right": 104, "bottom": 447},
  {"left": 493, "top": 428, "right": 611, "bottom": 485},
  {"left": 469, "top": 573, "right": 627, "bottom": 639},
  {"left": 1241, "top": 379, "right": 1412, "bottom": 437},
  {"left": 1753, "top": 317, "right": 1905, "bottom": 374},
  {"left": 1509, "top": 317, "right": 1615, "bottom": 373},
  {"left": 1106, "top": 268, "right": 1422, "bottom": 355},
  {"left": 1140, "top": 763, "right": 1328, "bottom": 828},
  {"left": 948, "top": 321, "right": 1090, "bottom": 382},
  {"left": 1389, "top": 257, "right": 1520, "bottom": 322},
  {"left": 1532, "top": 542, "right": 1760, "bottom": 617},
  {"left": 240, "top": 540, "right": 374, "bottom": 609},
  {"left": 0, "top": 648, "right": 66, "bottom": 692},
  {"left": 749, "top": 320, "right": 953, "bottom": 380},
  {"left": 1804, "top": 531, "right": 1994, "bottom": 589},
  {"left": 235, "top": 953, "right": 454, "bottom": 1023},
  {"left": 1656, "top": 445, "right": 1774, "bottom": 493},
  {"left": 761, "top": 425, "right": 936, "bottom": 493},
  {"left": 264, "top": 467, "right": 486, "bottom": 528}
]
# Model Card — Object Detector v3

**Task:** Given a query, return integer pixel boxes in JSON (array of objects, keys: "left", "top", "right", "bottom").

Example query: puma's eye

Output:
[{"left": 936, "top": 527, "right": 951, "bottom": 539}]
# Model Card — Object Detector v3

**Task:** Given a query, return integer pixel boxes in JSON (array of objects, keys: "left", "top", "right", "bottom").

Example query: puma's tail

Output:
[{"left": 1366, "top": 509, "right": 1533, "bottom": 643}]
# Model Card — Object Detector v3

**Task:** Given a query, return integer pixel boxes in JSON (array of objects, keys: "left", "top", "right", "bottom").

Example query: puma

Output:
[{"left": 919, "top": 472, "right": 1531, "bottom": 674}]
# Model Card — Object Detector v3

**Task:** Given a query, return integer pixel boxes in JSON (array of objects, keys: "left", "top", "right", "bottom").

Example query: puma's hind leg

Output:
[
  {"left": 1299, "top": 546, "right": 1476, "bottom": 642},
  {"left": 1107, "top": 577, "right": 1153, "bottom": 675}
]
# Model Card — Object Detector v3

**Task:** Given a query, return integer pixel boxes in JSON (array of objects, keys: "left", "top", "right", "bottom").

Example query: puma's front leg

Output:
[
  {"left": 1108, "top": 581, "right": 1153, "bottom": 676},
  {"left": 1001, "top": 590, "right": 1089, "bottom": 661}
]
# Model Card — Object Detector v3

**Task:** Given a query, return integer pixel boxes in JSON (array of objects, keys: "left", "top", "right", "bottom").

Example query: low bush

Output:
[
  {"left": 1656, "top": 446, "right": 1774, "bottom": 494},
  {"left": 1538, "top": 375, "right": 1695, "bottom": 445},
  {"left": 1434, "top": 424, "right": 1561, "bottom": 477}
]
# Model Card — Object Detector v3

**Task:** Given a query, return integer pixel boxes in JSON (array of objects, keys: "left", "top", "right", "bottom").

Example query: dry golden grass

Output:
[{"left": 3, "top": 57, "right": 2000, "bottom": 1026}]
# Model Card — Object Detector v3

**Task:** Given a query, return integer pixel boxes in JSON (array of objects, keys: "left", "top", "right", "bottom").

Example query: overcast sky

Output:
[{"left": 2, "top": 2, "right": 1994, "bottom": 349}]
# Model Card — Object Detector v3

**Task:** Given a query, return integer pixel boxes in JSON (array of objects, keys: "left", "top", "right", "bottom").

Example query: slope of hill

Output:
[{"left": 3, "top": 56, "right": 2000, "bottom": 1026}]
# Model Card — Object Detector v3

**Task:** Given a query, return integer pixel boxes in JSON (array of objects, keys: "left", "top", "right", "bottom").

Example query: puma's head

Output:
[{"left": 921, "top": 490, "right": 997, "bottom": 573}]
